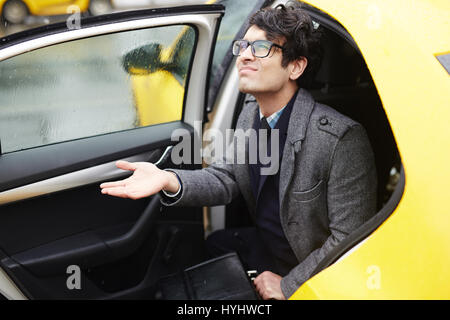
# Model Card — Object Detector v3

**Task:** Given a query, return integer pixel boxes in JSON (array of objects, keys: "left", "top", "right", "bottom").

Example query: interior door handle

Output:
[
  {"left": 104, "top": 194, "right": 161, "bottom": 259},
  {"left": 4, "top": 145, "right": 176, "bottom": 276},
  {"left": 105, "top": 145, "right": 173, "bottom": 257},
  {"left": 154, "top": 146, "right": 173, "bottom": 168}
]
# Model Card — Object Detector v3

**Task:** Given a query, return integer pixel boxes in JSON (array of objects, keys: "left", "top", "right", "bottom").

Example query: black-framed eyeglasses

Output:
[{"left": 232, "top": 40, "right": 284, "bottom": 58}]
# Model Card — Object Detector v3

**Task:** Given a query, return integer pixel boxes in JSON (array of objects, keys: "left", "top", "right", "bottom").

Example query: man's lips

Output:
[{"left": 238, "top": 66, "right": 258, "bottom": 74}]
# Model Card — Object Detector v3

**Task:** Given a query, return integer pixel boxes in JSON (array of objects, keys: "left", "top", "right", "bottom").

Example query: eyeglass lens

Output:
[{"left": 233, "top": 40, "right": 273, "bottom": 58}]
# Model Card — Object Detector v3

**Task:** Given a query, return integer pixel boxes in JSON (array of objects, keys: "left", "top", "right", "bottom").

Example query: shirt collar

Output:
[{"left": 259, "top": 105, "right": 286, "bottom": 129}]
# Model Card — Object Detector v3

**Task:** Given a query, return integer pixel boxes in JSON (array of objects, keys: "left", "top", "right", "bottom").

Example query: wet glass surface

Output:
[
  {"left": 0, "top": 25, "right": 192, "bottom": 153},
  {"left": 0, "top": 0, "right": 260, "bottom": 154}
]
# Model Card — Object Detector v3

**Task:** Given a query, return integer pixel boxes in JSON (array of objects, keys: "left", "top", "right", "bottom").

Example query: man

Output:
[{"left": 100, "top": 3, "right": 377, "bottom": 300}]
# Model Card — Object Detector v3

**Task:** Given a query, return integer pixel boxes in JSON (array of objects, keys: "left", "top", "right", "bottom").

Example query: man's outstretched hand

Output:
[{"left": 100, "top": 160, "right": 180, "bottom": 200}]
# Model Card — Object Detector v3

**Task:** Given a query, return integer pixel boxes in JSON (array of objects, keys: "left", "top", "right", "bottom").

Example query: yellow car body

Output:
[
  {"left": 291, "top": 0, "right": 450, "bottom": 299},
  {"left": 0, "top": 0, "right": 90, "bottom": 16}
]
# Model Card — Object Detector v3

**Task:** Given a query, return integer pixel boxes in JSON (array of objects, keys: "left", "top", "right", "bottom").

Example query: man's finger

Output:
[
  {"left": 116, "top": 160, "right": 137, "bottom": 171},
  {"left": 101, "top": 186, "right": 129, "bottom": 198},
  {"left": 258, "top": 287, "right": 268, "bottom": 300},
  {"left": 100, "top": 180, "right": 126, "bottom": 189}
]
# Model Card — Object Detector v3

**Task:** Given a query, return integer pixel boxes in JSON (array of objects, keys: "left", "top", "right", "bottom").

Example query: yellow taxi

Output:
[
  {"left": 0, "top": 0, "right": 110, "bottom": 24},
  {"left": 0, "top": 0, "right": 448, "bottom": 301},
  {"left": 289, "top": 0, "right": 450, "bottom": 299}
]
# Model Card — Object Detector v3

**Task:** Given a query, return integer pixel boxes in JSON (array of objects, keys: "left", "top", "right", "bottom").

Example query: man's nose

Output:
[{"left": 240, "top": 45, "right": 254, "bottom": 60}]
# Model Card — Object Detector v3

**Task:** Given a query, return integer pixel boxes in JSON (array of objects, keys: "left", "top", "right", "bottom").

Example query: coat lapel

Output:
[
  {"left": 234, "top": 98, "right": 258, "bottom": 215},
  {"left": 256, "top": 95, "right": 292, "bottom": 201},
  {"left": 279, "top": 89, "right": 316, "bottom": 214},
  {"left": 234, "top": 89, "right": 315, "bottom": 217}
]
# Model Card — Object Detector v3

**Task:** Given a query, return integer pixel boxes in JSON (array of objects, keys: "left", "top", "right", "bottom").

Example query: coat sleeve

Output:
[
  {"left": 280, "top": 124, "right": 378, "bottom": 298},
  {"left": 160, "top": 161, "right": 241, "bottom": 207},
  {"left": 160, "top": 101, "right": 257, "bottom": 208}
]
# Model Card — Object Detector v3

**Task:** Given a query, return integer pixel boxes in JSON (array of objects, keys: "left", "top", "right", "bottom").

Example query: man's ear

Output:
[{"left": 289, "top": 57, "right": 308, "bottom": 81}]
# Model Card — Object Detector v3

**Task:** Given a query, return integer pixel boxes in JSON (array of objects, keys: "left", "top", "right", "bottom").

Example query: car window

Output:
[
  {"left": 0, "top": 24, "right": 196, "bottom": 153},
  {"left": 208, "top": 0, "right": 261, "bottom": 110},
  {"left": 210, "top": 0, "right": 259, "bottom": 77}
]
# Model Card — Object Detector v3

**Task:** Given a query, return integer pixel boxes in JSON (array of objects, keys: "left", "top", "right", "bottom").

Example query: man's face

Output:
[{"left": 236, "top": 25, "right": 291, "bottom": 95}]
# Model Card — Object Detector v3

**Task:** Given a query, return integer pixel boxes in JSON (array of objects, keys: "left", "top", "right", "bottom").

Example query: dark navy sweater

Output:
[{"left": 248, "top": 91, "right": 299, "bottom": 276}]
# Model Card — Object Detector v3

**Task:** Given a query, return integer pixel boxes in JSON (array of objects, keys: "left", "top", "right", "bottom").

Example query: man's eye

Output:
[{"left": 257, "top": 43, "right": 270, "bottom": 50}]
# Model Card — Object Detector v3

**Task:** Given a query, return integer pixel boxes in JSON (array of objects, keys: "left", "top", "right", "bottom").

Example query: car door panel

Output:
[
  {"left": 0, "top": 185, "right": 206, "bottom": 299},
  {"left": 0, "top": 5, "right": 224, "bottom": 299},
  {"left": 0, "top": 122, "right": 190, "bottom": 194}
]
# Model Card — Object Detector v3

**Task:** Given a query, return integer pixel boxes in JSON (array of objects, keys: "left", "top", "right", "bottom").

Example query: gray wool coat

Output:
[{"left": 162, "top": 88, "right": 377, "bottom": 298}]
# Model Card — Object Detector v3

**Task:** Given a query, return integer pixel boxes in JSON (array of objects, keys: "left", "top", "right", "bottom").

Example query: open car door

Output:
[{"left": 0, "top": 5, "right": 223, "bottom": 299}]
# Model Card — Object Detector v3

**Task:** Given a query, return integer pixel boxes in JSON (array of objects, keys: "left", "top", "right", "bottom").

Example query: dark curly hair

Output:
[{"left": 248, "top": 1, "right": 322, "bottom": 87}]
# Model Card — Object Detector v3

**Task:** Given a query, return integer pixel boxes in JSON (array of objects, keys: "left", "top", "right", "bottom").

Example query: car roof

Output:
[{"left": 303, "top": 0, "right": 449, "bottom": 54}]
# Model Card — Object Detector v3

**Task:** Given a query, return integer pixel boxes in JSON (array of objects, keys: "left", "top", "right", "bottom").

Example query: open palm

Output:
[{"left": 100, "top": 160, "right": 170, "bottom": 200}]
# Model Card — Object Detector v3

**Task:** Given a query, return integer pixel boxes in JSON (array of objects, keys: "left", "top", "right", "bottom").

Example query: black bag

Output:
[{"left": 158, "top": 252, "right": 258, "bottom": 300}]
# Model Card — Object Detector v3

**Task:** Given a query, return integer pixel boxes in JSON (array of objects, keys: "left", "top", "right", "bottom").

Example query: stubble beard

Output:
[{"left": 238, "top": 77, "right": 260, "bottom": 95}]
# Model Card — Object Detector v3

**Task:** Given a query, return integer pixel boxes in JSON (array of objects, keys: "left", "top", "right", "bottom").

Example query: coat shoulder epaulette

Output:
[{"left": 312, "top": 103, "right": 358, "bottom": 139}]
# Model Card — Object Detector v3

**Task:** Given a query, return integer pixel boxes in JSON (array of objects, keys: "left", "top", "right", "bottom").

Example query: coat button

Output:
[{"left": 320, "top": 117, "right": 329, "bottom": 125}]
